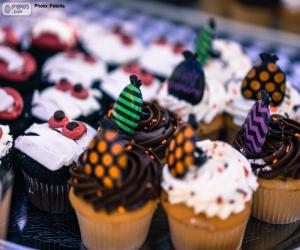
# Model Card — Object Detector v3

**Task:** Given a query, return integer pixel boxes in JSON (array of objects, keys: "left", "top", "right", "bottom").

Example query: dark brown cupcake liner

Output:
[{"left": 22, "top": 170, "right": 73, "bottom": 214}]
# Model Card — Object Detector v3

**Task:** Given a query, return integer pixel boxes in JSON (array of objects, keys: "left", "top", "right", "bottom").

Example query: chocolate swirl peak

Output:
[
  {"left": 70, "top": 130, "right": 161, "bottom": 213},
  {"left": 234, "top": 114, "right": 300, "bottom": 179}
]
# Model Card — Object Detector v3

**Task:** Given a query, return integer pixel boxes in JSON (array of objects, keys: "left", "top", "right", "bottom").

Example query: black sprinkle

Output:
[
  {"left": 168, "top": 186, "right": 173, "bottom": 191},
  {"left": 54, "top": 110, "right": 65, "bottom": 121},
  {"left": 73, "top": 84, "right": 83, "bottom": 92},
  {"left": 224, "top": 163, "right": 228, "bottom": 168},
  {"left": 190, "top": 191, "right": 195, "bottom": 196},
  {"left": 66, "top": 122, "right": 79, "bottom": 131}
]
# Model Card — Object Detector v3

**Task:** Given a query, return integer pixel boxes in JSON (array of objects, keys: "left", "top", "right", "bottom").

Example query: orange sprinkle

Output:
[
  {"left": 161, "top": 139, "right": 167, "bottom": 145},
  {"left": 96, "top": 191, "right": 102, "bottom": 197},
  {"left": 295, "top": 133, "right": 300, "bottom": 138},
  {"left": 118, "top": 206, "right": 126, "bottom": 214},
  {"left": 273, "top": 159, "right": 278, "bottom": 164},
  {"left": 73, "top": 178, "right": 78, "bottom": 184},
  {"left": 286, "top": 146, "right": 290, "bottom": 153}
]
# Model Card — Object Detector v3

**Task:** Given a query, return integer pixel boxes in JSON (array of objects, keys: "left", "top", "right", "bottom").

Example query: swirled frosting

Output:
[
  {"left": 282, "top": 0, "right": 300, "bottom": 10},
  {"left": 0, "top": 46, "right": 24, "bottom": 72},
  {"left": 226, "top": 80, "right": 300, "bottom": 126},
  {"left": 101, "top": 65, "right": 160, "bottom": 101},
  {"left": 107, "top": 102, "right": 180, "bottom": 159},
  {"left": 156, "top": 77, "right": 228, "bottom": 124},
  {"left": 162, "top": 140, "right": 258, "bottom": 220},
  {"left": 15, "top": 122, "right": 96, "bottom": 171},
  {"left": 70, "top": 144, "right": 161, "bottom": 213},
  {"left": 31, "top": 86, "right": 102, "bottom": 121},
  {"left": 0, "top": 125, "right": 13, "bottom": 159},
  {"left": 234, "top": 114, "right": 300, "bottom": 179},
  {"left": 204, "top": 39, "right": 251, "bottom": 86},
  {"left": 42, "top": 52, "right": 106, "bottom": 87},
  {"left": 82, "top": 27, "right": 144, "bottom": 64}
]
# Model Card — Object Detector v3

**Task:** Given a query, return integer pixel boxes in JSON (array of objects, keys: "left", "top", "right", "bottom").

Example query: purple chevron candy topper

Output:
[{"left": 243, "top": 99, "right": 270, "bottom": 154}]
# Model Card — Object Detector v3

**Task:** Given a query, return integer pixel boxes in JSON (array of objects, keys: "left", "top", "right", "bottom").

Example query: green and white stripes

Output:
[
  {"left": 112, "top": 75, "right": 143, "bottom": 135},
  {"left": 196, "top": 18, "right": 215, "bottom": 65}
]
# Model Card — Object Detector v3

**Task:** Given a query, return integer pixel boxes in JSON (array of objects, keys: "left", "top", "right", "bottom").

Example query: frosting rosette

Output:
[
  {"left": 162, "top": 139, "right": 258, "bottom": 220},
  {"left": 0, "top": 125, "right": 13, "bottom": 160}
]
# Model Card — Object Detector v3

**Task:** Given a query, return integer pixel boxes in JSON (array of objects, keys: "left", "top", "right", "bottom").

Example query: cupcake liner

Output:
[
  {"left": 0, "top": 188, "right": 12, "bottom": 239},
  {"left": 166, "top": 212, "right": 248, "bottom": 250},
  {"left": 70, "top": 189, "right": 156, "bottom": 250},
  {"left": 198, "top": 115, "right": 223, "bottom": 141},
  {"left": 22, "top": 170, "right": 72, "bottom": 214},
  {"left": 224, "top": 114, "right": 239, "bottom": 143},
  {"left": 252, "top": 181, "right": 300, "bottom": 224}
]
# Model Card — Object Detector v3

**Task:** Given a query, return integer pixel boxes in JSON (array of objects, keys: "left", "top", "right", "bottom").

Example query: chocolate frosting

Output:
[
  {"left": 107, "top": 101, "right": 180, "bottom": 159},
  {"left": 234, "top": 114, "right": 300, "bottom": 179},
  {"left": 70, "top": 144, "right": 161, "bottom": 213}
]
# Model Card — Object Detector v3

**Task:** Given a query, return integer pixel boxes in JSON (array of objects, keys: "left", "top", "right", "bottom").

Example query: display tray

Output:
[{"left": 2, "top": 0, "right": 300, "bottom": 249}]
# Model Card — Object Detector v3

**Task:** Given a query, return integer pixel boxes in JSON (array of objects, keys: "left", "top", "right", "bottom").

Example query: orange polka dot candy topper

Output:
[
  {"left": 82, "top": 129, "right": 128, "bottom": 189},
  {"left": 166, "top": 124, "right": 207, "bottom": 178},
  {"left": 241, "top": 53, "right": 286, "bottom": 107}
]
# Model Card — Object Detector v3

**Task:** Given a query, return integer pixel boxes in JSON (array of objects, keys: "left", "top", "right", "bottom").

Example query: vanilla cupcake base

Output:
[
  {"left": 161, "top": 192, "right": 251, "bottom": 250},
  {"left": 69, "top": 188, "right": 157, "bottom": 250},
  {"left": 252, "top": 178, "right": 300, "bottom": 224}
]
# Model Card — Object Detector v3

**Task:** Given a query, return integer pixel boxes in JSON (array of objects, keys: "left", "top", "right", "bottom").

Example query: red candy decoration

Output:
[
  {"left": 122, "top": 63, "right": 140, "bottom": 74},
  {"left": 155, "top": 37, "right": 168, "bottom": 46},
  {"left": 121, "top": 35, "right": 133, "bottom": 46},
  {"left": 0, "top": 87, "right": 24, "bottom": 120},
  {"left": 138, "top": 69, "right": 154, "bottom": 86},
  {"left": 56, "top": 78, "right": 72, "bottom": 91},
  {"left": 62, "top": 121, "right": 87, "bottom": 140},
  {"left": 48, "top": 110, "right": 69, "bottom": 129},
  {"left": 173, "top": 42, "right": 185, "bottom": 54},
  {"left": 1, "top": 27, "right": 18, "bottom": 48},
  {"left": 71, "top": 84, "right": 89, "bottom": 99}
]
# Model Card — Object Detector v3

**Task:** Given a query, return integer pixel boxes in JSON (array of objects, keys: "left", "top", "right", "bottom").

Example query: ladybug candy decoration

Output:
[
  {"left": 166, "top": 124, "right": 207, "bottom": 178},
  {"left": 81, "top": 130, "right": 128, "bottom": 189},
  {"left": 241, "top": 53, "right": 286, "bottom": 106}
]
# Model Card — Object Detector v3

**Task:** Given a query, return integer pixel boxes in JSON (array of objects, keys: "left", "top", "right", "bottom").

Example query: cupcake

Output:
[
  {"left": 28, "top": 18, "right": 78, "bottom": 64},
  {"left": 233, "top": 93, "right": 300, "bottom": 224},
  {"left": 161, "top": 124, "right": 258, "bottom": 250},
  {"left": 280, "top": 0, "right": 300, "bottom": 34},
  {"left": 104, "top": 74, "right": 180, "bottom": 162},
  {"left": 31, "top": 81, "right": 104, "bottom": 128},
  {"left": 139, "top": 36, "right": 185, "bottom": 80},
  {"left": 0, "top": 86, "right": 32, "bottom": 137},
  {"left": 0, "top": 46, "right": 37, "bottom": 95},
  {"left": 0, "top": 125, "right": 13, "bottom": 170},
  {"left": 195, "top": 19, "right": 251, "bottom": 87},
  {"left": 81, "top": 25, "right": 144, "bottom": 71},
  {"left": 0, "top": 26, "right": 19, "bottom": 48},
  {"left": 225, "top": 53, "right": 300, "bottom": 142},
  {"left": 69, "top": 129, "right": 161, "bottom": 250},
  {"left": 156, "top": 51, "right": 226, "bottom": 140},
  {"left": 101, "top": 62, "right": 161, "bottom": 102},
  {"left": 14, "top": 111, "right": 96, "bottom": 213},
  {"left": 42, "top": 51, "right": 106, "bottom": 88}
]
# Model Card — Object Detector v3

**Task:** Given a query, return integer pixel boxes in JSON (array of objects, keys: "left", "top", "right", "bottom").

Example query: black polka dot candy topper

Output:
[
  {"left": 81, "top": 130, "right": 128, "bottom": 190},
  {"left": 241, "top": 91, "right": 271, "bottom": 154},
  {"left": 112, "top": 75, "right": 143, "bottom": 135},
  {"left": 168, "top": 51, "right": 206, "bottom": 105},
  {"left": 166, "top": 124, "right": 207, "bottom": 178},
  {"left": 241, "top": 53, "right": 286, "bottom": 106}
]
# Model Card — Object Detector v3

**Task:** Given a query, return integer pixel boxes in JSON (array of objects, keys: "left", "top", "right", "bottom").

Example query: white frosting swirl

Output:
[
  {"left": 0, "top": 125, "right": 13, "bottom": 160},
  {"left": 82, "top": 28, "right": 144, "bottom": 64},
  {"left": 156, "top": 78, "right": 228, "bottom": 124},
  {"left": 282, "top": 0, "right": 300, "bottom": 10},
  {"left": 139, "top": 42, "right": 184, "bottom": 77},
  {"left": 0, "top": 46, "right": 24, "bottom": 72},
  {"left": 204, "top": 39, "right": 251, "bottom": 86},
  {"left": 162, "top": 140, "right": 258, "bottom": 220},
  {"left": 0, "top": 89, "right": 14, "bottom": 112},
  {"left": 225, "top": 79, "right": 300, "bottom": 126},
  {"left": 31, "top": 86, "right": 102, "bottom": 121},
  {"left": 32, "top": 18, "right": 77, "bottom": 45},
  {"left": 15, "top": 123, "right": 96, "bottom": 171},
  {"left": 101, "top": 67, "right": 161, "bottom": 101},
  {"left": 42, "top": 52, "right": 106, "bottom": 87}
]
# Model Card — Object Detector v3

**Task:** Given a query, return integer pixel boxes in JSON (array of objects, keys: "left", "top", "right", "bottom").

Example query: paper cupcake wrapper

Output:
[
  {"left": 75, "top": 209, "right": 155, "bottom": 250},
  {"left": 22, "top": 170, "right": 72, "bottom": 214},
  {"left": 166, "top": 213, "right": 248, "bottom": 250},
  {"left": 252, "top": 185, "right": 300, "bottom": 224},
  {"left": 0, "top": 188, "right": 12, "bottom": 239}
]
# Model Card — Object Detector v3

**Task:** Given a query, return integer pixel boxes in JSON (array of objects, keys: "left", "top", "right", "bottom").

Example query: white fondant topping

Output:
[
  {"left": 0, "top": 125, "right": 13, "bottom": 160},
  {"left": 156, "top": 77, "right": 228, "bottom": 124},
  {"left": 32, "top": 18, "right": 76, "bottom": 45},
  {"left": 162, "top": 140, "right": 258, "bottom": 220},
  {"left": 42, "top": 52, "right": 106, "bottom": 87},
  {"left": 101, "top": 67, "right": 160, "bottom": 101},
  {"left": 15, "top": 123, "right": 96, "bottom": 171},
  {"left": 31, "top": 87, "right": 102, "bottom": 121},
  {"left": 225, "top": 80, "right": 300, "bottom": 126},
  {"left": 82, "top": 27, "right": 144, "bottom": 64},
  {"left": 0, "top": 46, "right": 24, "bottom": 72},
  {"left": 139, "top": 43, "right": 184, "bottom": 77},
  {"left": 0, "top": 89, "right": 14, "bottom": 112}
]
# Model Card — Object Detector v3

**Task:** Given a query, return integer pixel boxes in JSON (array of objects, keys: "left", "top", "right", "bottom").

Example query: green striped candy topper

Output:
[
  {"left": 196, "top": 18, "right": 215, "bottom": 65},
  {"left": 112, "top": 75, "right": 143, "bottom": 135}
]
